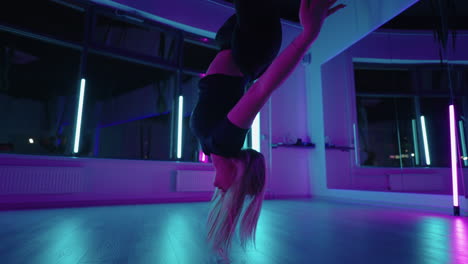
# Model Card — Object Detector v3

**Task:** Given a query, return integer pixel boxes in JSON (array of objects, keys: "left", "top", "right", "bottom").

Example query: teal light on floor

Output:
[{"left": 419, "top": 217, "right": 450, "bottom": 264}]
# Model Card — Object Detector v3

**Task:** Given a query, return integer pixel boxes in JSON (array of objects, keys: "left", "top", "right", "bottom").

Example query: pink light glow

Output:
[
  {"left": 198, "top": 151, "right": 209, "bottom": 163},
  {"left": 199, "top": 73, "right": 207, "bottom": 78},
  {"left": 449, "top": 105, "right": 459, "bottom": 207},
  {"left": 452, "top": 218, "right": 467, "bottom": 264},
  {"left": 201, "top": 37, "right": 209, "bottom": 42}
]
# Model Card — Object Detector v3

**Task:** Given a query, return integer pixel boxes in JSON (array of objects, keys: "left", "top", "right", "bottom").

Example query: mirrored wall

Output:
[
  {"left": 355, "top": 65, "right": 468, "bottom": 168},
  {"left": 323, "top": 0, "right": 468, "bottom": 195}
]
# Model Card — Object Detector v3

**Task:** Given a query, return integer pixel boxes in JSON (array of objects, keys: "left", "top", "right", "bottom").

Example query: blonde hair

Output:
[{"left": 206, "top": 149, "right": 266, "bottom": 256}]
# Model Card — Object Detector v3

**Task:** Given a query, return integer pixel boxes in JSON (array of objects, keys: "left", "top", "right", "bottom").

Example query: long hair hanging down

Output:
[{"left": 206, "top": 149, "right": 266, "bottom": 254}]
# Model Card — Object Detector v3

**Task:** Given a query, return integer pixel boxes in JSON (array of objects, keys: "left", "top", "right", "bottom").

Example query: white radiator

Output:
[
  {"left": 176, "top": 170, "right": 215, "bottom": 192},
  {"left": 0, "top": 166, "right": 85, "bottom": 194}
]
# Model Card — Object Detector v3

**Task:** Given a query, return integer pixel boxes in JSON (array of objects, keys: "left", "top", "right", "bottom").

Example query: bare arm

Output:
[
  {"left": 228, "top": 0, "right": 346, "bottom": 129},
  {"left": 227, "top": 31, "right": 314, "bottom": 128}
]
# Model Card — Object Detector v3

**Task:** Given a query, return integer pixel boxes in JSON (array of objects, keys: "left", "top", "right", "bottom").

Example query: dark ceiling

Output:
[
  {"left": 0, "top": 0, "right": 211, "bottom": 101},
  {"left": 1, "top": 0, "right": 466, "bottom": 102},
  {"left": 380, "top": 0, "right": 468, "bottom": 30},
  {"left": 220, "top": 0, "right": 468, "bottom": 30}
]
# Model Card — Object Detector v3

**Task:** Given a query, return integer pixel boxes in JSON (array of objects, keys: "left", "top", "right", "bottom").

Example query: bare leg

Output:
[
  {"left": 223, "top": 0, "right": 283, "bottom": 129},
  {"left": 208, "top": 0, "right": 281, "bottom": 81},
  {"left": 227, "top": 0, "right": 346, "bottom": 129},
  {"left": 232, "top": 0, "right": 282, "bottom": 81}
]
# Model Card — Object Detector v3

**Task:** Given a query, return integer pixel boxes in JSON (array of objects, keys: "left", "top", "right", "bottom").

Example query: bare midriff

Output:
[{"left": 206, "top": 50, "right": 244, "bottom": 77}]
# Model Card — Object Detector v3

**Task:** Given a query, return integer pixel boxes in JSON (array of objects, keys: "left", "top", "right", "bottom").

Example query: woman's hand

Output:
[{"left": 299, "top": 0, "right": 346, "bottom": 42}]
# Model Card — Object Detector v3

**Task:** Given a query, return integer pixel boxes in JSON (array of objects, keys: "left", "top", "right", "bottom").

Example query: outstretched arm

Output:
[{"left": 227, "top": 0, "right": 345, "bottom": 129}]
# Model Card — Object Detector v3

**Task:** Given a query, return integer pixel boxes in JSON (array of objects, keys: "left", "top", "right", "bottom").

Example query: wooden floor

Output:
[{"left": 0, "top": 199, "right": 467, "bottom": 264}]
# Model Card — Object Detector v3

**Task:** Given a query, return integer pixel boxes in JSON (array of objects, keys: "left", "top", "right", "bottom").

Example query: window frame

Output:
[
  {"left": 0, "top": 0, "right": 218, "bottom": 163},
  {"left": 354, "top": 63, "right": 468, "bottom": 169}
]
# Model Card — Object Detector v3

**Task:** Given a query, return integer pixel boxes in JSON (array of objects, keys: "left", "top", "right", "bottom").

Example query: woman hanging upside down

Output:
[{"left": 190, "top": 0, "right": 345, "bottom": 259}]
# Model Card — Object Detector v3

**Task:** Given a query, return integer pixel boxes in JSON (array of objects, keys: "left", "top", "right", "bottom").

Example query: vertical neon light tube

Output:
[
  {"left": 73, "top": 78, "right": 86, "bottom": 154},
  {"left": 252, "top": 113, "right": 261, "bottom": 152},
  {"left": 449, "top": 105, "right": 459, "bottom": 211},
  {"left": 412, "top": 119, "right": 420, "bottom": 166},
  {"left": 177, "top": 96, "right": 184, "bottom": 159},
  {"left": 420, "top": 116, "right": 431, "bottom": 166},
  {"left": 353, "top": 123, "right": 359, "bottom": 166},
  {"left": 459, "top": 120, "right": 468, "bottom": 166}
]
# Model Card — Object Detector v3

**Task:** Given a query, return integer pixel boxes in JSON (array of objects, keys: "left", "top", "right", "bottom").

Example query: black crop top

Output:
[{"left": 190, "top": 74, "right": 250, "bottom": 157}]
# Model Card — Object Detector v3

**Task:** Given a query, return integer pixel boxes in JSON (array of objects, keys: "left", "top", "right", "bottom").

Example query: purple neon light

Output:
[
  {"left": 198, "top": 151, "right": 209, "bottom": 163},
  {"left": 449, "top": 105, "right": 459, "bottom": 207}
]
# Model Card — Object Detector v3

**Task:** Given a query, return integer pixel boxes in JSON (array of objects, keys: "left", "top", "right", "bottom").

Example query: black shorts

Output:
[
  {"left": 216, "top": 0, "right": 282, "bottom": 82},
  {"left": 199, "top": 117, "right": 249, "bottom": 158}
]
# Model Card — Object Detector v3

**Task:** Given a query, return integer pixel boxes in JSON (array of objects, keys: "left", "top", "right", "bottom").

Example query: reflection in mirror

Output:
[
  {"left": 355, "top": 65, "right": 467, "bottom": 169},
  {"left": 323, "top": 0, "right": 468, "bottom": 195}
]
